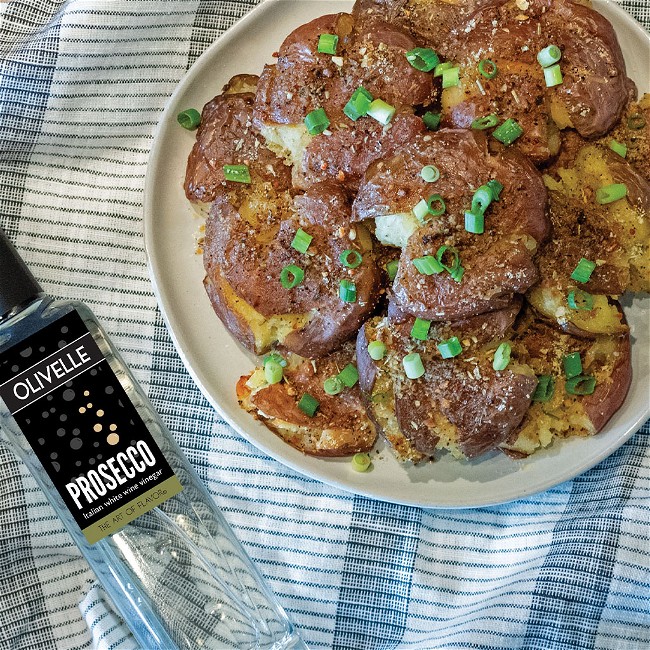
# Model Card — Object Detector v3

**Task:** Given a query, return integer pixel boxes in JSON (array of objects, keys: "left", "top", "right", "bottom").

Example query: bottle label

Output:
[{"left": 0, "top": 310, "right": 183, "bottom": 544}]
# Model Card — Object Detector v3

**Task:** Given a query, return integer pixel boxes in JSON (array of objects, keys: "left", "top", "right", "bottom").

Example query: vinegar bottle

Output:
[{"left": 0, "top": 228, "right": 307, "bottom": 650}]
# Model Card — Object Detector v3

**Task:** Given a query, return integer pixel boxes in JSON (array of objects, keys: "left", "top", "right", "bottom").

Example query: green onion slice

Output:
[
  {"left": 291, "top": 228, "right": 313, "bottom": 254},
  {"left": 368, "top": 340, "right": 386, "bottom": 361},
  {"left": 317, "top": 33, "right": 338, "bottom": 55},
  {"left": 305, "top": 107, "right": 330, "bottom": 135},
  {"left": 422, "top": 111, "right": 441, "bottom": 131},
  {"left": 492, "top": 342, "right": 511, "bottom": 371},
  {"left": 471, "top": 185, "right": 493, "bottom": 214},
  {"left": 367, "top": 98, "right": 396, "bottom": 125},
  {"left": 421, "top": 165, "right": 440, "bottom": 183},
  {"left": 323, "top": 376, "right": 343, "bottom": 395},
  {"left": 537, "top": 44, "right": 562, "bottom": 68},
  {"left": 441, "top": 66, "right": 460, "bottom": 89},
  {"left": 437, "top": 336, "right": 462, "bottom": 359},
  {"left": 413, "top": 255, "right": 444, "bottom": 275},
  {"left": 263, "top": 352, "right": 287, "bottom": 368},
  {"left": 565, "top": 374, "right": 596, "bottom": 396},
  {"left": 264, "top": 360, "right": 284, "bottom": 385},
  {"left": 405, "top": 47, "right": 440, "bottom": 72},
  {"left": 351, "top": 452, "right": 372, "bottom": 472},
  {"left": 223, "top": 164, "right": 251, "bottom": 183},
  {"left": 450, "top": 265, "right": 464, "bottom": 283},
  {"left": 493, "top": 118, "right": 524, "bottom": 146},
  {"left": 339, "top": 278, "right": 357, "bottom": 303},
  {"left": 386, "top": 259, "right": 399, "bottom": 281},
  {"left": 595, "top": 183, "right": 627, "bottom": 205},
  {"left": 570, "top": 258, "right": 596, "bottom": 284},
  {"left": 338, "top": 363, "right": 359, "bottom": 388},
  {"left": 627, "top": 113, "right": 646, "bottom": 130},
  {"left": 435, "top": 245, "right": 460, "bottom": 273},
  {"left": 297, "top": 393, "right": 319, "bottom": 417},
  {"left": 280, "top": 264, "right": 304, "bottom": 289},
  {"left": 344, "top": 86, "right": 373, "bottom": 121},
  {"left": 487, "top": 179, "right": 504, "bottom": 201},
  {"left": 464, "top": 210, "right": 485, "bottom": 234},
  {"left": 426, "top": 194, "right": 446, "bottom": 216},
  {"left": 563, "top": 352, "right": 582, "bottom": 379},
  {"left": 177, "top": 108, "right": 201, "bottom": 130},
  {"left": 433, "top": 61, "right": 454, "bottom": 77},
  {"left": 471, "top": 114, "right": 499, "bottom": 130},
  {"left": 340, "top": 249, "right": 363, "bottom": 269},
  {"left": 532, "top": 375, "right": 555, "bottom": 402},
  {"left": 478, "top": 58, "right": 498, "bottom": 79},
  {"left": 544, "top": 64, "right": 563, "bottom": 88},
  {"left": 609, "top": 140, "right": 627, "bottom": 158},
  {"left": 567, "top": 289, "right": 594, "bottom": 311},
  {"left": 403, "top": 352, "right": 425, "bottom": 379},
  {"left": 413, "top": 198, "right": 431, "bottom": 223},
  {"left": 410, "top": 317, "right": 431, "bottom": 341}
]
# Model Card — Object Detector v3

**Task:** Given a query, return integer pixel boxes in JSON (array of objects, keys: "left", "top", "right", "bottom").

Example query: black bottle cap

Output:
[{"left": 0, "top": 227, "right": 44, "bottom": 319}]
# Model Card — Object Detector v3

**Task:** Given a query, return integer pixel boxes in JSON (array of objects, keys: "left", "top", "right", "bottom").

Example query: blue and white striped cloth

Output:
[{"left": 0, "top": 1, "right": 648, "bottom": 649}]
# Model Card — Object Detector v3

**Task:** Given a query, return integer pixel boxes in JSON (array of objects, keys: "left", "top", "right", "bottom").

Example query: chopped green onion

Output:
[
  {"left": 609, "top": 140, "right": 627, "bottom": 158},
  {"left": 403, "top": 352, "right": 425, "bottom": 379},
  {"left": 410, "top": 317, "right": 431, "bottom": 341},
  {"left": 367, "top": 98, "right": 396, "bottom": 125},
  {"left": 338, "top": 363, "right": 359, "bottom": 388},
  {"left": 627, "top": 113, "right": 646, "bottom": 130},
  {"left": 344, "top": 86, "right": 373, "bottom": 121},
  {"left": 478, "top": 58, "right": 498, "bottom": 79},
  {"left": 177, "top": 108, "right": 201, "bottom": 130},
  {"left": 450, "top": 265, "right": 464, "bottom": 283},
  {"left": 386, "top": 259, "right": 399, "bottom": 281},
  {"left": 339, "top": 249, "right": 363, "bottom": 269},
  {"left": 492, "top": 342, "right": 511, "bottom": 371},
  {"left": 323, "top": 376, "right": 343, "bottom": 395},
  {"left": 280, "top": 264, "right": 305, "bottom": 289},
  {"left": 567, "top": 289, "right": 594, "bottom": 311},
  {"left": 433, "top": 61, "right": 454, "bottom": 77},
  {"left": 532, "top": 375, "right": 555, "bottom": 402},
  {"left": 405, "top": 47, "right": 440, "bottom": 72},
  {"left": 543, "top": 64, "right": 563, "bottom": 87},
  {"left": 421, "top": 165, "right": 440, "bottom": 183},
  {"left": 317, "top": 33, "right": 338, "bottom": 55},
  {"left": 304, "top": 107, "right": 330, "bottom": 135},
  {"left": 471, "top": 114, "right": 499, "bottom": 130},
  {"left": 595, "top": 183, "right": 627, "bottom": 204},
  {"left": 263, "top": 352, "right": 287, "bottom": 368},
  {"left": 297, "top": 393, "right": 319, "bottom": 417},
  {"left": 441, "top": 66, "right": 460, "bottom": 89},
  {"left": 471, "top": 185, "right": 493, "bottom": 214},
  {"left": 464, "top": 210, "right": 484, "bottom": 234},
  {"left": 413, "top": 255, "right": 444, "bottom": 275},
  {"left": 339, "top": 278, "right": 357, "bottom": 302},
  {"left": 426, "top": 194, "right": 446, "bottom": 216},
  {"left": 437, "top": 336, "right": 462, "bottom": 359},
  {"left": 413, "top": 198, "right": 431, "bottom": 223},
  {"left": 563, "top": 352, "right": 582, "bottom": 379},
  {"left": 223, "top": 164, "right": 251, "bottom": 183},
  {"left": 493, "top": 118, "right": 524, "bottom": 145},
  {"left": 570, "top": 258, "right": 596, "bottom": 283},
  {"left": 487, "top": 179, "right": 504, "bottom": 201},
  {"left": 351, "top": 452, "right": 372, "bottom": 472},
  {"left": 291, "top": 228, "right": 312, "bottom": 254},
  {"left": 537, "top": 44, "right": 562, "bottom": 68},
  {"left": 565, "top": 375, "right": 596, "bottom": 395},
  {"left": 435, "top": 245, "right": 460, "bottom": 273},
  {"left": 422, "top": 111, "right": 441, "bottom": 130},
  {"left": 368, "top": 340, "right": 386, "bottom": 361},
  {"left": 264, "top": 360, "right": 284, "bottom": 384}
]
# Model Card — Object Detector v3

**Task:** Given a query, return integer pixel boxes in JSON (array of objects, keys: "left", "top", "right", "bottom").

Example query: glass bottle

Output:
[{"left": 0, "top": 228, "right": 307, "bottom": 650}]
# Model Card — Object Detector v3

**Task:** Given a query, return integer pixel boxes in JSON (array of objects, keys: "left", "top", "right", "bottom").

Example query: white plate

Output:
[{"left": 144, "top": 0, "right": 650, "bottom": 508}]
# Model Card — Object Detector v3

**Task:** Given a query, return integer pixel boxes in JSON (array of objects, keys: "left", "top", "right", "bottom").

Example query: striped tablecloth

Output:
[{"left": 0, "top": 1, "right": 648, "bottom": 649}]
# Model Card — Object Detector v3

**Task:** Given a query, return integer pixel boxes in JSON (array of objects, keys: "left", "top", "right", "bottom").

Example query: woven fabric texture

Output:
[{"left": 0, "top": 1, "right": 648, "bottom": 649}]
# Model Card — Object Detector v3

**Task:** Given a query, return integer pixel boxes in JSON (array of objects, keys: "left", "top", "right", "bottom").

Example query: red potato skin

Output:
[
  {"left": 184, "top": 80, "right": 291, "bottom": 203},
  {"left": 353, "top": 129, "right": 549, "bottom": 320}
]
